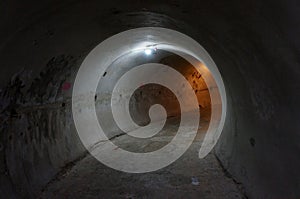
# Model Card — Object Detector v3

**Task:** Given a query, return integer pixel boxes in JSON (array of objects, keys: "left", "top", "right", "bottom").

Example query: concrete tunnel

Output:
[{"left": 0, "top": 0, "right": 299, "bottom": 198}]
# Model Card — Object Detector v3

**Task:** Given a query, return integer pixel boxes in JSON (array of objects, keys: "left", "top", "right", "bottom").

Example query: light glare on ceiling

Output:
[{"left": 144, "top": 48, "right": 153, "bottom": 55}]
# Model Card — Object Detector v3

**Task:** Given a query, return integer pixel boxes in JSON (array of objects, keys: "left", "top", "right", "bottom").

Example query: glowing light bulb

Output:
[{"left": 144, "top": 48, "right": 153, "bottom": 55}]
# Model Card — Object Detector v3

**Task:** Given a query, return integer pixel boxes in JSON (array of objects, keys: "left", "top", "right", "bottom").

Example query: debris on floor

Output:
[{"left": 191, "top": 176, "right": 199, "bottom": 185}]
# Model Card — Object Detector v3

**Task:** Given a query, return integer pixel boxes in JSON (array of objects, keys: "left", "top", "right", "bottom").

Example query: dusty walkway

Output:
[{"left": 39, "top": 116, "right": 245, "bottom": 199}]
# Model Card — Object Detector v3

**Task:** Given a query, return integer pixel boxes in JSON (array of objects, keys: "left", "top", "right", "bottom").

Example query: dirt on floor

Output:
[{"left": 39, "top": 116, "right": 245, "bottom": 199}]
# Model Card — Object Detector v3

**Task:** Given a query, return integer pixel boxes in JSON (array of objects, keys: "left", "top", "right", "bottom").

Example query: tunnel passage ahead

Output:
[
  {"left": 96, "top": 49, "right": 212, "bottom": 153},
  {"left": 0, "top": 0, "right": 299, "bottom": 198},
  {"left": 72, "top": 27, "right": 226, "bottom": 173}
]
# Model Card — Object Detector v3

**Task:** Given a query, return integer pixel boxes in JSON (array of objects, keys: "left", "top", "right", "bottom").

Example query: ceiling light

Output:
[{"left": 144, "top": 48, "right": 153, "bottom": 55}]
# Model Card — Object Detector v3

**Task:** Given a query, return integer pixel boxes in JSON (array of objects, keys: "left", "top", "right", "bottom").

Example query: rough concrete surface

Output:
[
  {"left": 39, "top": 116, "right": 245, "bottom": 199},
  {"left": 0, "top": 0, "right": 299, "bottom": 198}
]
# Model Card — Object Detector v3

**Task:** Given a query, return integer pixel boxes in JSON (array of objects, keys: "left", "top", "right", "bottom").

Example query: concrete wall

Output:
[
  {"left": 0, "top": 0, "right": 299, "bottom": 198},
  {"left": 0, "top": 55, "right": 86, "bottom": 198},
  {"left": 95, "top": 50, "right": 210, "bottom": 136}
]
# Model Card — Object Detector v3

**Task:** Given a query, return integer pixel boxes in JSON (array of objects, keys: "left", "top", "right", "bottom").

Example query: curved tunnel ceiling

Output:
[{"left": 0, "top": 1, "right": 299, "bottom": 198}]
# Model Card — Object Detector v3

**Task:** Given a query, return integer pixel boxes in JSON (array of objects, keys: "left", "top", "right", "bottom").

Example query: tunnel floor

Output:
[{"left": 39, "top": 112, "right": 244, "bottom": 199}]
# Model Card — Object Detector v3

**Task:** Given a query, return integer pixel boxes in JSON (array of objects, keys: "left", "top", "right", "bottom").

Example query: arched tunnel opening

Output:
[
  {"left": 0, "top": 1, "right": 299, "bottom": 198},
  {"left": 93, "top": 45, "right": 216, "bottom": 166},
  {"left": 97, "top": 48, "right": 214, "bottom": 151}
]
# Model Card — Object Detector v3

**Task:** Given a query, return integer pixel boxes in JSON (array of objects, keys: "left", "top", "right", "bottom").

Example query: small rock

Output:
[{"left": 191, "top": 176, "right": 199, "bottom": 185}]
